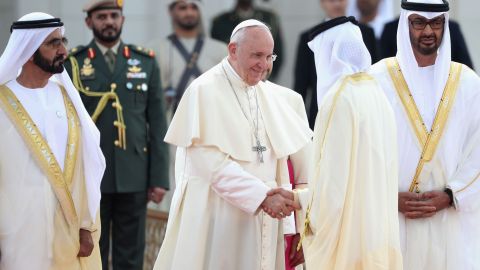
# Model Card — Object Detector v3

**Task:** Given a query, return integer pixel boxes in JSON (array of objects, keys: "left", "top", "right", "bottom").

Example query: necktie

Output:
[{"left": 105, "top": 49, "right": 116, "bottom": 73}]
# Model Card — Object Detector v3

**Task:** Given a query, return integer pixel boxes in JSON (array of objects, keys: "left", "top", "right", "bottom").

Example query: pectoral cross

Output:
[{"left": 252, "top": 139, "right": 266, "bottom": 163}]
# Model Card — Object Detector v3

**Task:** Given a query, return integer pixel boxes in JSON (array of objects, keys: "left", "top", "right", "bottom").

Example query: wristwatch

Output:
[{"left": 444, "top": 187, "right": 454, "bottom": 206}]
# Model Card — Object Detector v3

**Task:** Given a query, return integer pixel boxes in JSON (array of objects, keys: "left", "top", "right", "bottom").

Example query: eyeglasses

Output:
[
  {"left": 251, "top": 52, "right": 278, "bottom": 62},
  {"left": 269, "top": 54, "right": 278, "bottom": 62},
  {"left": 42, "top": 37, "right": 69, "bottom": 49},
  {"left": 409, "top": 18, "right": 445, "bottom": 30}
]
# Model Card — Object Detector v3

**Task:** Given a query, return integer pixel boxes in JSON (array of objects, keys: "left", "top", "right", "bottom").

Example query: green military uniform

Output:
[
  {"left": 210, "top": 7, "right": 284, "bottom": 79},
  {"left": 64, "top": 40, "right": 169, "bottom": 270}
]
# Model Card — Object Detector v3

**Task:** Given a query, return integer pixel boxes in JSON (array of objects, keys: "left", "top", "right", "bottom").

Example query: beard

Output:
[
  {"left": 33, "top": 50, "right": 65, "bottom": 74},
  {"left": 177, "top": 21, "right": 198, "bottom": 31},
  {"left": 175, "top": 16, "right": 200, "bottom": 31},
  {"left": 410, "top": 31, "right": 443, "bottom": 56},
  {"left": 92, "top": 25, "right": 122, "bottom": 43}
]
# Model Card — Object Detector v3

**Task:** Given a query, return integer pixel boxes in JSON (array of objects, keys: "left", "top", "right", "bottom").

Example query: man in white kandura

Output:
[
  {"left": 0, "top": 12, "right": 105, "bottom": 270},
  {"left": 267, "top": 16, "right": 402, "bottom": 269},
  {"left": 370, "top": 0, "right": 480, "bottom": 269},
  {"left": 148, "top": 0, "right": 228, "bottom": 117},
  {"left": 153, "top": 19, "right": 312, "bottom": 270}
]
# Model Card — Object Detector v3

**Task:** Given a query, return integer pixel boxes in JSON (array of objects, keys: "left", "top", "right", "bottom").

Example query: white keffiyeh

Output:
[{"left": 0, "top": 12, "right": 105, "bottom": 220}]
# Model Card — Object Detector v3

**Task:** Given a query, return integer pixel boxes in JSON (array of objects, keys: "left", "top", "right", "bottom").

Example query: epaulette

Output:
[
  {"left": 128, "top": 44, "right": 155, "bottom": 58},
  {"left": 68, "top": 45, "right": 87, "bottom": 57}
]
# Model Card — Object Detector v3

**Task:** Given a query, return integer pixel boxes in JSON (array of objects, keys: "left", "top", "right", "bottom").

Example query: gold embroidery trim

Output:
[
  {"left": 386, "top": 58, "right": 428, "bottom": 147},
  {"left": 0, "top": 84, "right": 79, "bottom": 227},
  {"left": 456, "top": 171, "right": 480, "bottom": 194},
  {"left": 63, "top": 86, "right": 80, "bottom": 186},
  {"left": 386, "top": 57, "right": 462, "bottom": 192},
  {"left": 69, "top": 56, "right": 126, "bottom": 149},
  {"left": 298, "top": 75, "right": 352, "bottom": 251},
  {"left": 348, "top": 72, "right": 375, "bottom": 82}
]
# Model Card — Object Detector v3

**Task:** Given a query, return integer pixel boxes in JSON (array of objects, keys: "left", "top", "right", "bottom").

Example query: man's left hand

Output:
[
  {"left": 148, "top": 187, "right": 167, "bottom": 203},
  {"left": 419, "top": 190, "right": 451, "bottom": 211},
  {"left": 78, "top": 229, "right": 94, "bottom": 257},
  {"left": 289, "top": 233, "right": 305, "bottom": 267},
  {"left": 405, "top": 190, "right": 451, "bottom": 219}
]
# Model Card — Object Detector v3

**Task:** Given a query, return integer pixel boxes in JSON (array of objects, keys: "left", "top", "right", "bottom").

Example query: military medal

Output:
[
  {"left": 80, "top": 57, "right": 95, "bottom": 77},
  {"left": 126, "top": 58, "right": 147, "bottom": 79}
]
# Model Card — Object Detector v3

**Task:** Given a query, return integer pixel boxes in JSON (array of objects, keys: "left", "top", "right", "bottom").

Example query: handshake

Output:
[{"left": 261, "top": 188, "right": 301, "bottom": 219}]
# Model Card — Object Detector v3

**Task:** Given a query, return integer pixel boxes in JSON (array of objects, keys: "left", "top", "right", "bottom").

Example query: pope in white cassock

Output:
[
  {"left": 153, "top": 19, "right": 312, "bottom": 270},
  {"left": 284, "top": 16, "right": 403, "bottom": 269},
  {"left": 0, "top": 12, "right": 105, "bottom": 270},
  {"left": 369, "top": 0, "right": 480, "bottom": 269}
]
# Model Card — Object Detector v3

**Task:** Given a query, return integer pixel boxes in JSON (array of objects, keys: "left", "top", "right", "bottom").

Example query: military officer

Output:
[{"left": 64, "top": 1, "right": 169, "bottom": 269}]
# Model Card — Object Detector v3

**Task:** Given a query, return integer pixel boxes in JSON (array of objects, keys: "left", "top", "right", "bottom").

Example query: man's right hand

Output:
[
  {"left": 398, "top": 192, "right": 436, "bottom": 219},
  {"left": 78, "top": 229, "right": 94, "bottom": 257},
  {"left": 261, "top": 188, "right": 298, "bottom": 219}
]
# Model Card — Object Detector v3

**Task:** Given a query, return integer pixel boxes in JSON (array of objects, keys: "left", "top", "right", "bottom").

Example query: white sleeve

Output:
[
  {"left": 289, "top": 143, "right": 312, "bottom": 233},
  {"left": 187, "top": 146, "right": 270, "bottom": 215},
  {"left": 447, "top": 87, "right": 480, "bottom": 212},
  {"left": 447, "top": 128, "right": 480, "bottom": 212},
  {"left": 289, "top": 142, "right": 312, "bottom": 186}
]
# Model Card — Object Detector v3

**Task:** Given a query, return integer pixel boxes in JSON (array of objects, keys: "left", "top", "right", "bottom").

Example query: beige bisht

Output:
[
  {"left": 297, "top": 74, "right": 403, "bottom": 270},
  {"left": 154, "top": 59, "right": 312, "bottom": 270},
  {"left": 0, "top": 85, "right": 101, "bottom": 270}
]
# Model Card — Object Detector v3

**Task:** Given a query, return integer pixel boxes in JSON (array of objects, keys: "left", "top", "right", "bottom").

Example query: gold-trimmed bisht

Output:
[{"left": 386, "top": 57, "right": 462, "bottom": 193}]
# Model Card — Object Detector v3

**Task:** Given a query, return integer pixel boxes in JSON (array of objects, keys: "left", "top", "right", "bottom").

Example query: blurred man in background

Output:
[
  {"left": 294, "top": 0, "right": 378, "bottom": 128},
  {"left": 210, "top": 0, "right": 284, "bottom": 80}
]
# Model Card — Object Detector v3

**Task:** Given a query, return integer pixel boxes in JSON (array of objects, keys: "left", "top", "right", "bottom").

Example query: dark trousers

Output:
[{"left": 100, "top": 192, "right": 148, "bottom": 270}]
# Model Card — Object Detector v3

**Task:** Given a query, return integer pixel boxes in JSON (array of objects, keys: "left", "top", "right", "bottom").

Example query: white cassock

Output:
[
  {"left": 295, "top": 73, "right": 403, "bottom": 270},
  {"left": 0, "top": 80, "right": 101, "bottom": 270},
  {"left": 370, "top": 57, "right": 480, "bottom": 270},
  {"left": 153, "top": 58, "right": 312, "bottom": 270},
  {"left": 146, "top": 35, "right": 228, "bottom": 211}
]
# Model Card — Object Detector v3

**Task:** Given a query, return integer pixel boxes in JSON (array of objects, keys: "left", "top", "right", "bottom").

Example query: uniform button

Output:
[
  {"left": 143, "top": 147, "right": 147, "bottom": 152},
  {"left": 114, "top": 140, "right": 120, "bottom": 146},
  {"left": 110, "top": 83, "right": 117, "bottom": 90},
  {"left": 85, "top": 86, "right": 90, "bottom": 91},
  {"left": 112, "top": 102, "right": 117, "bottom": 108}
]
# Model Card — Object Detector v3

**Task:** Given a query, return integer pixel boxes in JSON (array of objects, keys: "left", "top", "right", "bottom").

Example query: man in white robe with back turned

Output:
[
  {"left": 267, "top": 16, "right": 403, "bottom": 269},
  {"left": 369, "top": 0, "right": 480, "bottom": 269},
  {"left": 0, "top": 12, "right": 105, "bottom": 270},
  {"left": 154, "top": 19, "right": 312, "bottom": 270}
]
